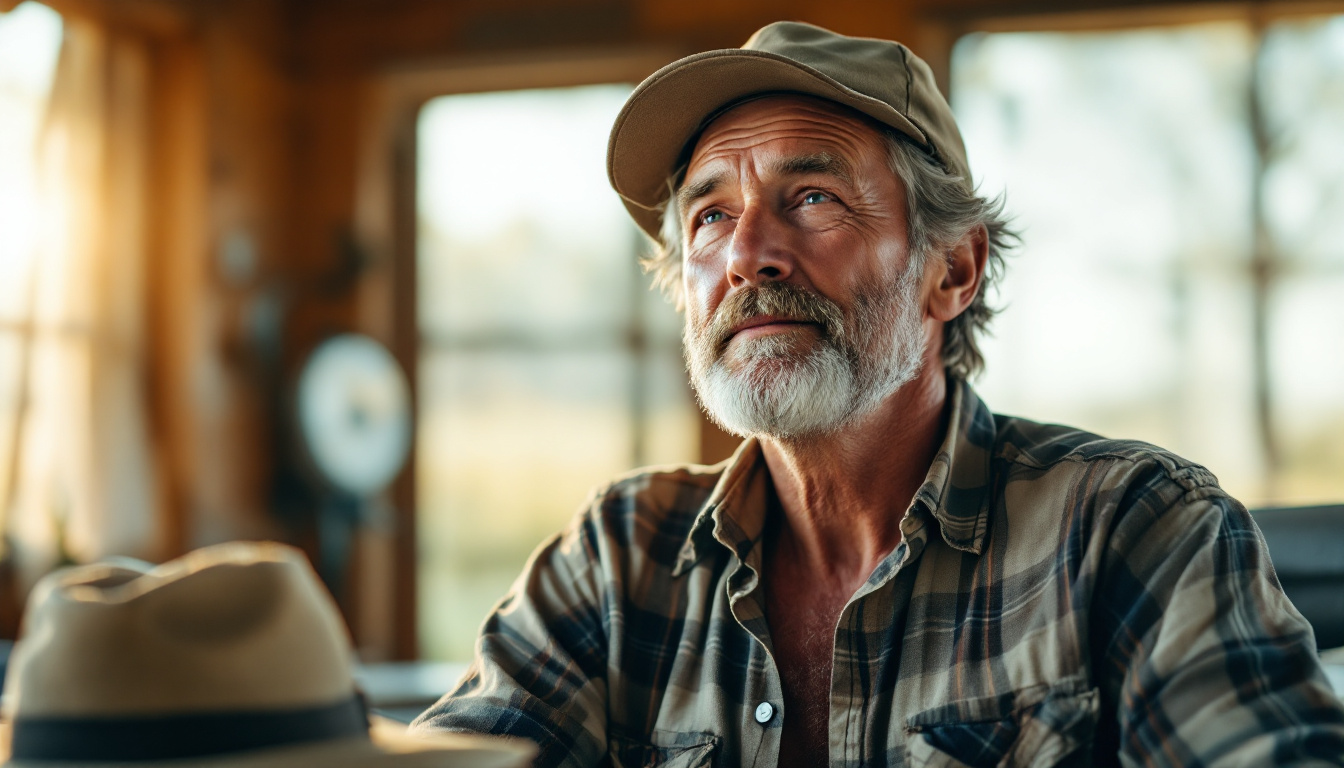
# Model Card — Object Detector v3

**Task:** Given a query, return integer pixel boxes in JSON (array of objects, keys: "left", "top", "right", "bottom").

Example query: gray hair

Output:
[{"left": 642, "top": 131, "right": 1017, "bottom": 380}]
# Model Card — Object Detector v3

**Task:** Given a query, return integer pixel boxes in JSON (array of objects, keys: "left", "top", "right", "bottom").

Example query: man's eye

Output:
[
  {"left": 802, "top": 191, "right": 832, "bottom": 205},
  {"left": 699, "top": 210, "right": 725, "bottom": 225}
]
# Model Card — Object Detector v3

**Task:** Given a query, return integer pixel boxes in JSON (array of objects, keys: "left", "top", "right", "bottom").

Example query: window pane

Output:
[
  {"left": 0, "top": 2, "right": 63, "bottom": 528},
  {"left": 1272, "top": 275, "right": 1344, "bottom": 501},
  {"left": 639, "top": 351, "right": 700, "bottom": 468},
  {"left": 0, "top": 2, "right": 63, "bottom": 321},
  {"left": 418, "top": 85, "right": 642, "bottom": 344},
  {"left": 1260, "top": 17, "right": 1344, "bottom": 504},
  {"left": 951, "top": 20, "right": 1344, "bottom": 506},
  {"left": 416, "top": 84, "right": 698, "bottom": 661},
  {"left": 418, "top": 349, "right": 638, "bottom": 660},
  {"left": 1260, "top": 16, "right": 1344, "bottom": 267}
]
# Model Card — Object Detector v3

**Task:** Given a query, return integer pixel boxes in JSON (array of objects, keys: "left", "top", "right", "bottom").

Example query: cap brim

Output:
[
  {"left": 607, "top": 47, "right": 931, "bottom": 239},
  {"left": 0, "top": 717, "right": 536, "bottom": 768}
]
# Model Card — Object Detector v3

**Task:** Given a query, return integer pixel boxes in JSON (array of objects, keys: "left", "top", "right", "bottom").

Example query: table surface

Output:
[{"left": 354, "top": 661, "right": 468, "bottom": 706}]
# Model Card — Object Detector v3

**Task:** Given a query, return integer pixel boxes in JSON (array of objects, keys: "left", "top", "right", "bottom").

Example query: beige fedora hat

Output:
[
  {"left": 0, "top": 542, "right": 533, "bottom": 767},
  {"left": 607, "top": 20, "right": 973, "bottom": 239}
]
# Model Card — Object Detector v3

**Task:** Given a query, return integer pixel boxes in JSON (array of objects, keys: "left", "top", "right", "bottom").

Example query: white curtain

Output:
[{"left": 0, "top": 4, "right": 158, "bottom": 588}]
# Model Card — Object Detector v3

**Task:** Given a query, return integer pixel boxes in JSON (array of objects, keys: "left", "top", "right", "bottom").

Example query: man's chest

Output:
[
  {"left": 605, "top": 535, "right": 1106, "bottom": 768},
  {"left": 765, "top": 576, "right": 854, "bottom": 768}
]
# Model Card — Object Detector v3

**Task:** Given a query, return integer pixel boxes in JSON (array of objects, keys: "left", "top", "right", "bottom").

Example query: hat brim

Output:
[
  {"left": 0, "top": 717, "right": 535, "bottom": 768},
  {"left": 607, "top": 47, "right": 933, "bottom": 239}
]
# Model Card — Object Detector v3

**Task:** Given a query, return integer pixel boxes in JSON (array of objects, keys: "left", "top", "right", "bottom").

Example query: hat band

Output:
[{"left": 9, "top": 695, "right": 369, "bottom": 761}]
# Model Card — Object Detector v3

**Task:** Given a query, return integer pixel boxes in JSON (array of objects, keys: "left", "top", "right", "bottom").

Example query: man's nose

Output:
[{"left": 725, "top": 203, "right": 795, "bottom": 288}]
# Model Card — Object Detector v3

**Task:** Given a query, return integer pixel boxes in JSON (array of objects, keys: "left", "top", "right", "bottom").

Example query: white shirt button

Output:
[{"left": 754, "top": 701, "right": 774, "bottom": 723}]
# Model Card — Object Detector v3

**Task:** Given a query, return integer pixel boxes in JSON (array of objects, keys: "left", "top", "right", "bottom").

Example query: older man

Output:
[{"left": 415, "top": 22, "right": 1344, "bottom": 767}]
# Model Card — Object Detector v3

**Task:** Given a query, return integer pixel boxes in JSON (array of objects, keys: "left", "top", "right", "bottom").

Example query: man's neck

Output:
[{"left": 758, "top": 365, "right": 950, "bottom": 585}]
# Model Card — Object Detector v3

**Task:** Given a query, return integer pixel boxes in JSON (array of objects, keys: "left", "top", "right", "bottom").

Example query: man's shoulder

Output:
[
  {"left": 566, "top": 460, "right": 728, "bottom": 562},
  {"left": 989, "top": 411, "right": 1224, "bottom": 500},
  {"left": 593, "top": 460, "right": 726, "bottom": 514}
]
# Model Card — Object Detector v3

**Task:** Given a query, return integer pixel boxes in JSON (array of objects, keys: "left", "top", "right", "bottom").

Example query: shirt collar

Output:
[
  {"left": 672, "top": 437, "right": 769, "bottom": 577},
  {"left": 672, "top": 379, "right": 997, "bottom": 576},
  {"left": 913, "top": 378, "right": 997, "bottom": 555}
]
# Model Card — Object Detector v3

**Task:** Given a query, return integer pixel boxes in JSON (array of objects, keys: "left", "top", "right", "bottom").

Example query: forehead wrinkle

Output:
[
  {"left": 679, "top": 148, "right": 859, "bottom": 211},
  {"left": 678, "top": 99, "right": 886, "bottom": 212},
  {"left": 771, "top": 152, "right": 854, "bottom": 188}
]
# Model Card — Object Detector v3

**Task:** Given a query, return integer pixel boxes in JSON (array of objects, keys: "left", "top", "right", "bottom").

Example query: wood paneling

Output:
[{"left": 145, "top": 33, "right": 208, "bottom": 562}]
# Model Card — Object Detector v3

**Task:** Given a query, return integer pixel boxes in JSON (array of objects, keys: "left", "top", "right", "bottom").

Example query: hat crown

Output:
[
  {"left": 744, "top": 21, "right": 913, "bottom": 95},
  {"left": 607, "top": 21, "right": 971, "bottom": 239},
  {"left": 3, "top": 542, "right": 356, "bottom": 719},
  {"left": 740, "top": 22, "right": 966, "bottom": 171}
]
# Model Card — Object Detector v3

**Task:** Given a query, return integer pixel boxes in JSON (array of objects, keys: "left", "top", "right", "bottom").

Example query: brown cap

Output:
[{"left": 607, "top": 21, "right": 971, "bottom": 239}]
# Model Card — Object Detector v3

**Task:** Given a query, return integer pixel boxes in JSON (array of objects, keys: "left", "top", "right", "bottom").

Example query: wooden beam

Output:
[
  {"left": 31, "top": 0, "right": 188, "bottom": 38},
  {"left": 145, "top": 34, "right": 208, "bottom": 560},
  {"left": 918, "top": 0, "right": 1344, "bottom": 33}
]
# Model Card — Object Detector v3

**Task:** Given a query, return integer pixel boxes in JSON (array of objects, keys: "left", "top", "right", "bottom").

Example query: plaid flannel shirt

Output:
[{"left": 414, "top": 380, "right": 1344, "bottom": 767}]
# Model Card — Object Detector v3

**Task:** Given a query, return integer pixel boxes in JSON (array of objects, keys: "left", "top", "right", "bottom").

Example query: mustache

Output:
[{"left": 706, "top": 282, "right": 846, "bottom": 357}]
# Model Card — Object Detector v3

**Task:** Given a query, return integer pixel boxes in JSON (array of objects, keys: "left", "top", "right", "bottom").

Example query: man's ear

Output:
[{"left": 926, "top": 224, "right": 988, "bottom": 323}]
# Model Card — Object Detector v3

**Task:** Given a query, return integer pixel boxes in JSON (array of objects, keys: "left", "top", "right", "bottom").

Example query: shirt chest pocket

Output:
[
  {"left": 904, "top": 682, "right": 1100, "bottom": 768},
  {"left": 608, "top": 729, "right": 719, "bottom": 768}
]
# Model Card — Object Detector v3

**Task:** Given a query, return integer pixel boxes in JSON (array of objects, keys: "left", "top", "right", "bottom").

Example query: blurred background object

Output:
[
  {"left": 295, "top": 332, "right": 412, "bottom": 605},
  {"left": 415, "top": 85, "right": 696, "bottom": 660},
  {"left": 0, "top": 0, "right": 1339, "bottom": 689},
  {"left": 955, "top": 15, "right": 1344, "bottom": 509},
  {"left": 1250, "top": 504, "right": 1344, "bottom": 651}
]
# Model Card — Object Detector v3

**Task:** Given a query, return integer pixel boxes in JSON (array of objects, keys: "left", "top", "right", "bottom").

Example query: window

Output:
[
  {"left": 416, "top": 85, "right": 698, "bottom": 661},
  {"left": 0, "top": 2, "right": 75, "bottom": 582},
  {"left": 0, "top": 4, "right": 64, "bottom": 519},
  {"left": 952, "top": 14, "right": 1344, "bottom": 506}
]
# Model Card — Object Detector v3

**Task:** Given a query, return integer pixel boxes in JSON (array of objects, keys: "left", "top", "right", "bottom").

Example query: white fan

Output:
[{"left": 295, "top": 334, "right": 411, "bottom": 497}]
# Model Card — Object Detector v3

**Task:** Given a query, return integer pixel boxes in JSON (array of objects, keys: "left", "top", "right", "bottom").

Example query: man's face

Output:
[{"left": 678, "top": 95, "right": 930, "bottom": 439}]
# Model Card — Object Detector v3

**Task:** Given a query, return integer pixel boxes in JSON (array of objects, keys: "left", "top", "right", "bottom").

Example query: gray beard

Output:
[{"left": 683, "top": 264, "right": 927, "bottom": 441}]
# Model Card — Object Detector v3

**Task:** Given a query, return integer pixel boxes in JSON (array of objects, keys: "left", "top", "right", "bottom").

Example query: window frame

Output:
[
  {"left": 921, "top": 0, "right": 1344, "bottom": 505},
  {"left": 364, "top": 48, "right": 687, "bottom": 659}
]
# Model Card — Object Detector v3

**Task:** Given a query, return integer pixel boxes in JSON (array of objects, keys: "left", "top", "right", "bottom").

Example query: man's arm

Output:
[
  {"left": 412, "top": 506, "right": 611, "bottom": 768},
  {"left": 1092, "top": 463, "right": 1344, "bottom": 765}
]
